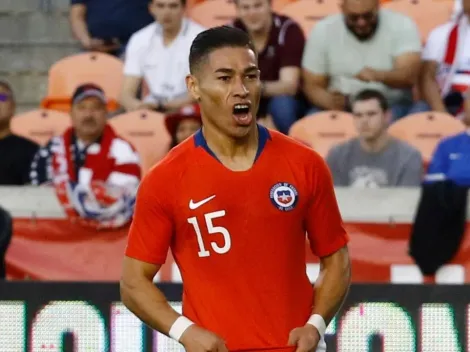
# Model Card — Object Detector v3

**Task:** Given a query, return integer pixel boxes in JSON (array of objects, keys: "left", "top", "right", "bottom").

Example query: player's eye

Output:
[
  {"left": 246, "top": 74, "right": 258, "bottom": 80},
  {"left": 218, "top": 76, "right": 230, "bottom": 82}
]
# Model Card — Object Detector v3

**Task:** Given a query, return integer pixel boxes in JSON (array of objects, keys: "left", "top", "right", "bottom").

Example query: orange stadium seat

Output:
[
  {"left": 382, "top": 0, "right": 453, "bottom": 42},
  {"left": 272, "top": 0, "right": 298, "bottom": 12},
  {"left": 109, "top": 110, "right": 171, "bottom": 175},
  {"left": 10, "top": 109, "right": 71, "bottom": 146},
  {"left": 288, "top": 111, "right": 357, "bottom": 158},
  {"left": 189, "top": 0, "right": 236, "bottom": 27},
  {"left": 388, "top": 112, "right": 465, "bottom": 164},
  {"left": 41, "top": 52, "right": 122, "bottom": 113},
  {"left": 279, "top": 0, "right": 340, "bottom": 36}
]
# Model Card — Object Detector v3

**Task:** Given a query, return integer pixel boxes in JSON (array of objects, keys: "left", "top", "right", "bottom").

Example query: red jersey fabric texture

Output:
[{"left": 126, "top": 125, "right": 348, "bottom": 351}]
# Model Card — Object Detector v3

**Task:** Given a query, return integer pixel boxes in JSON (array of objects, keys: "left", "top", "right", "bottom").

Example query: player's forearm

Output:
[
  {"left": 120, "top": 278, "right": 180, "bottom": 334},
  {"left": 312, "top": 246, "right": 351, "bottom": 324}
]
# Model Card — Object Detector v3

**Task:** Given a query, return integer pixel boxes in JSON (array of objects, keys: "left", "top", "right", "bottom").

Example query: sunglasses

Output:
[
  {"left": 346, "top": 11, "right": 376, "bottom": 22},
  {"left": 0, "top": 93, "right": 10, "bottom": 102}
]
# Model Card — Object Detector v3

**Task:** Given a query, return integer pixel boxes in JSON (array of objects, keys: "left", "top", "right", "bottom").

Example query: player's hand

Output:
[
  {"left": 288, "top": 324, "right": 320, "bottom": 352},
  {"left": 180, "top": 324, "right": 229, "bottom": 352}
]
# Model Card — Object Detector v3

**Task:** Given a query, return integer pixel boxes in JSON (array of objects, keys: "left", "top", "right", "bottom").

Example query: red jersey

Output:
[{"left": 126, "top": 125, "right": 348, "bottom": 351}]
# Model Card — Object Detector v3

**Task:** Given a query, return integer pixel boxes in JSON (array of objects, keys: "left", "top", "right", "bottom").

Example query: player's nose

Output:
[{"left": 231, "top": 76, "right": 249, "bottom": 99}]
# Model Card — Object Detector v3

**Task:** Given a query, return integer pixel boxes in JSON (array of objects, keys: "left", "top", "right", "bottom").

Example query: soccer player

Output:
[{"left": 121, "top": 26, "right": 351, "bottom": 352}]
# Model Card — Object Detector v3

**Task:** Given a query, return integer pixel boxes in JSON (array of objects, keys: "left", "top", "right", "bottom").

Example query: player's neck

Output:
[
  {"left": 359, "top": 133, "right": 390, "bottom": 153},
  {"left": 202, "top": 124, "right": 259, "bottom": 170}
]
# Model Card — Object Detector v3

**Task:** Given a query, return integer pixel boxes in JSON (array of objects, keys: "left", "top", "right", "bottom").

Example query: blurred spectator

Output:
[
  {"left": 165, "top": 104, "right": 202, "bottom": 149},
  {"left": 30, "top": 84, "right": 142, "bottom": 229},
  {"left": 120, "top": 0, "right": 205, "bottom": 113},
  {"left": 69, "top": 0, "right": 153, "bottom": 57},
  {"left": 418, "top": 0, "right": 470, "bottom": 116},
  {"left": 326, "top": 89, "right": 423, "bottom": 187},
  {"left": 424, "top": 89, "right": 470, "bottom": 186},
  {"left": 302, "top": 0, "right": 423, "bottom": 120},
  {"left": 232, "top": 0, "right": 305, "bottom": 134},
  {"left": 0, "top": 81, "right": 39, "bottom": 185},
  {"left": 0, "top": 206, "right": 12, "bottom": 280}
]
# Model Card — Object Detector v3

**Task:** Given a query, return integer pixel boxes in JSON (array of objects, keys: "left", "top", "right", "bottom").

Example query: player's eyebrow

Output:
[{"left": 214, "top": 65, "right": 259, "bottom": 75}]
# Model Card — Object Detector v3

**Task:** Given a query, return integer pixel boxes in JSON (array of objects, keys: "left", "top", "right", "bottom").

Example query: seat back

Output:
[
  {"left": 109, "top": 110, "right": 171, "bottom": 175},
  {"left": 189, "top": 0, "right": 236, "bottom": 27},
  {"left": 42, "top": 52, "right": 123, "bottom": 112},
  {"left": 10, "top": 109, "right": 71, "bottom": 146},
  {"left": 288, "top": 111, "right": 357, "bottom": 157},
  {"left": 388, "top": 112, "right": 465, "bottom": 163}
]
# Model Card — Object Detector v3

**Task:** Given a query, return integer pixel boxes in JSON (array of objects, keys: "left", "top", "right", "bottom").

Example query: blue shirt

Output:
[
  {"left": 425, "top": 131, "right": 470, "bottom": 186},
  {"left": 71, "top": 0, "right": 153, "bottom": 44}
]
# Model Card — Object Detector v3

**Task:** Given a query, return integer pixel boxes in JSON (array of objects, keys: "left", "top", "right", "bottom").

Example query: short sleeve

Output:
[
  {"left": 123, "top": 33, "right": 144, "bottom": 77},
  {"left": 422, "top": 25, "right": 447, "bottom": 62},
  {"left": 125, "top": 171, "right": 174, "bottom": 264},
  {"left": 305, "top": 152, "right": 349, "bottom": 257},
  {"left": 424, "top": 140, "right": 449, "bottom": 183},
  {"left": 392, "top": 16, "right": 422, "bottom": 57},
  {"left": 279, "top": 21, "right": 305, "bottom": 68},
  {"left": 301, "top": 22, "right": 328, "bottom": 75}
]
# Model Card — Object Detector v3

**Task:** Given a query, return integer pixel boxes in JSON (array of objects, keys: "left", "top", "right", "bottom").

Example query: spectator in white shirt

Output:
[
  {"left": 418, "top": 0, "right": 470, "bottom": 117},
  {"left": 120, "top": 0, "right": 205, "bottom": 113}
]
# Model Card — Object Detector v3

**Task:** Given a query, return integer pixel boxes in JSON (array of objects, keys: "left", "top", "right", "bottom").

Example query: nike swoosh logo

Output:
[{"left": 189, "top": 195, "right": 216, "bottom": 210}]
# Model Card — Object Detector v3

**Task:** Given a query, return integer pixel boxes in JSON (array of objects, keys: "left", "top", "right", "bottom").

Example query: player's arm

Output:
[
  {"left": 121, "top": 258, "right": 180, "bottom": 333},
  {"left": 289, "top": 153, "right": 351, "bottom": 352},
  {"left": 120, "top": 172, "right": 228, "bottom": 352}
]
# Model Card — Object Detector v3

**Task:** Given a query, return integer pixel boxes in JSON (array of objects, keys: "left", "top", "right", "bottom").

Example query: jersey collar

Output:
[{"left": 194, "top": 124, "right": 271, "bottom": 163}]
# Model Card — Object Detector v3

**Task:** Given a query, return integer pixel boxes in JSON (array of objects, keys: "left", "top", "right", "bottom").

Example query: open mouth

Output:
[{"left": 232, "top": 103, "right": 252, "bottom": 126}]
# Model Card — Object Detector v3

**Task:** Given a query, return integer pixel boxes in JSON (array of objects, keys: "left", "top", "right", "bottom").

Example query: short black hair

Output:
[
  {"left": 189, "top": 26, "right": 256, "bottom": 74},
  {"left": 0, "top": 80, "right": 14, "bottom": 100},
  {"left": 149, "top": 0, "right": 187, "bottom": 7},
  {"left": 353, "top": 89, "right": 388, "bottom": 111}
]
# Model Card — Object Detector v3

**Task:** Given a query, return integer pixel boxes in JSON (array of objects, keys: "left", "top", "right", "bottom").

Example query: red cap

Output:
[{"left": 165, "top": 104, "right": 201, "bottom": 136}]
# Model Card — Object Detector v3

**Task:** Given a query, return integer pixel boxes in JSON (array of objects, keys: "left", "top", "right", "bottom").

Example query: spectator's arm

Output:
[
  {"left": 419, "top": 26, "right": 447, "bottom": 111},
  {"left": 420, "top": 61, "right": 446, "bottom": 112},
  {"left": 372, "top": 52, "right": 421, "bottom": 88},
  {"left": 302, "top": 23, "right": 342, "bottom": 110},
  {"left": 69, "top": 3, "right": 92, "bottom": 49},
  {"left": 262, "top": 22, "right": 305, "bottom": 97},
  {"left": 398, "top": 150, "right": 423, "bottom": 186},
  {"left": 120, "top": 35, "right": 156, "bottom": 111},
  {"left": 369, "top": 16, "right": 422, "bottom": 88}
]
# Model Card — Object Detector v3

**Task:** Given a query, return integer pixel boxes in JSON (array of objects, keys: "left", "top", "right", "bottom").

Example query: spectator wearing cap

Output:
[
  {"left": 0, "top": 81, "right": 39, "bottom": 185},
  {"left": 69, "top": 0, "right": 153, "bottom": 57},
  {"left": 30, "top": 84, "right": 142, "bottom": 229},
  {"left": 120, "top": 0, "right": 205, "bottom": 113},
  {"left": 232, "top": 0, "right": 306, "bottom": 134},
  {"left": 165, "top": 104, "right": 202, "bottom": 149}
]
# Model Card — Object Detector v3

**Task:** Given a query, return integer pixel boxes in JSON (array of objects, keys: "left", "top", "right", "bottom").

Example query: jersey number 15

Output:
[{"left": 187, "top": 210, "right": 232, "bottom": 257}]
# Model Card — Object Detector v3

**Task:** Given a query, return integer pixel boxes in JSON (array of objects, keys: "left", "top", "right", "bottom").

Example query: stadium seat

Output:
[
  {"left": 109, "top": 110, "right": 171, "bottom": 175},
  {"left": 41, "top": 52, "right": 122, "bottom": 113},
  {"left": 288, "top": 111, "right": 357, "bottom": 158},
  {"left": 388, "top": 112, "right": 465, "bottom": 163},
  {"left": 272, "top": 0, "right": 298, "bottom": 12},
  {"left": 279, "top": 0, "right": 340, "bottom": 36},
  {"left": 189, "top": 0, "right": 236, "bottom": 27},
  {"left": 382, "top": 0, "right": 453, "bottom": 42},
  {"left": 10, "top": 109, "right": 71, "bottom": 146}
]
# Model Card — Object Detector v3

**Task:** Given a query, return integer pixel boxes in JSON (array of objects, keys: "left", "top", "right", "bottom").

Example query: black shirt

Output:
[{"left": 0, "top": 134, "right": 39, "bottom": 185}]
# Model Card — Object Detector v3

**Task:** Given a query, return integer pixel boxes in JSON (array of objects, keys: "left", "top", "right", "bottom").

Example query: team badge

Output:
[{"left": 270, "top": 182, "right": 298, "bottom": 212}]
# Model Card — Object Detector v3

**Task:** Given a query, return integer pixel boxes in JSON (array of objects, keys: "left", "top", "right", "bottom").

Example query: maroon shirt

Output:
[
  {"left": 233, "top": 13, "right": 305, "bottom": 116},
  {"left": 233, "top": 13, "right": 305, "bottom": 82}
]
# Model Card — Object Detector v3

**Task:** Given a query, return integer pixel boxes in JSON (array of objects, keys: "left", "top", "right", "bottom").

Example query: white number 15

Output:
[{"left": 187, "top": 210, "right": 232, "bottom": 257}]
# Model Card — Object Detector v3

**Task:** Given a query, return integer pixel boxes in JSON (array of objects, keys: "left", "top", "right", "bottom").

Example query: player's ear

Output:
[{"left": 186, "top": 74, "right": 201, "bottom": 102}]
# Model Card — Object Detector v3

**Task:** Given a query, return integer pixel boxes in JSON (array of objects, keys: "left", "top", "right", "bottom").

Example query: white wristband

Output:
[
  {"left": 306, "top": 314, "right": 327, "bottom": 338},
  {"left": 169, "top": 316, "right": 194, "bottom": 342}
]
